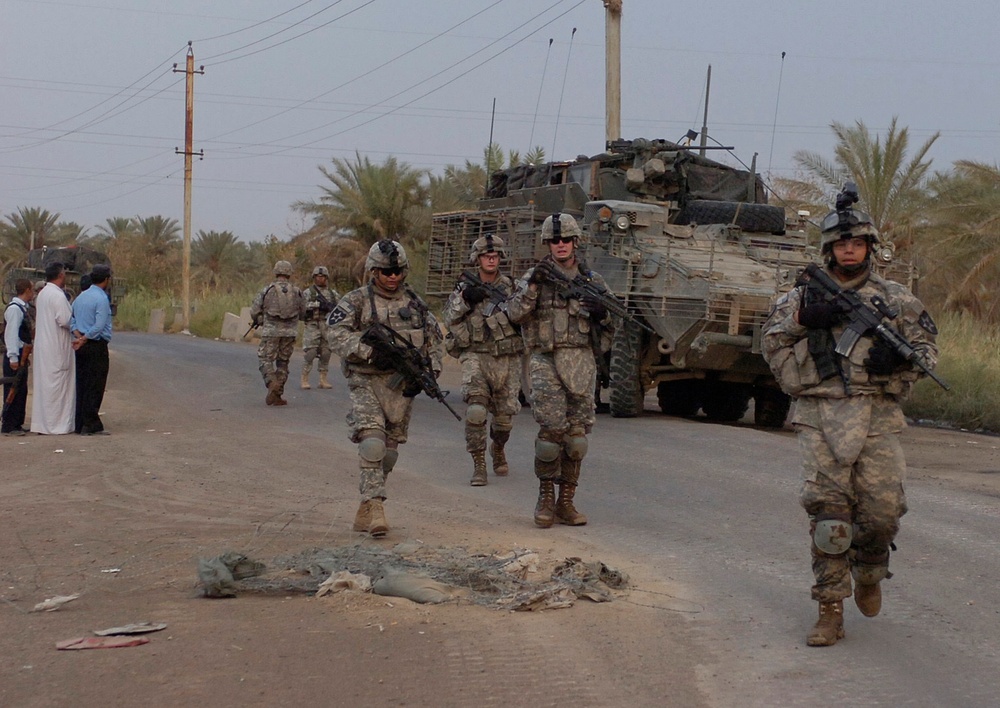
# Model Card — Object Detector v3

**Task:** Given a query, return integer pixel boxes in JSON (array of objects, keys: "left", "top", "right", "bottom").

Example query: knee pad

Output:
[
  {"left": 466, "top": 404, "right": 488, "bottom": 426},
  {"left": 563, "top": 435, "right": 588, "bottom": 461},
  {"left": 812, "top": 514, "right": 853, "bottom": 556},
  {"left": 358, "top": 436, "right": 387, "bottom": 463},
  {"left": 492, "top": 415, "right": 513, "bottom": 433},
  {"left": 534, "top": 438, "right": 562, "bottom": 463},
  {"left": 382, "top": 448, "right": 399, "bottom": 473}
]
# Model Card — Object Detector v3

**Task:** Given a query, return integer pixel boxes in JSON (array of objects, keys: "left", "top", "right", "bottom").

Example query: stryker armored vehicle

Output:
[
  {"left": 427, "top": 138, "right": 836, "bottom": 427},
  {"left": 2, "top": 245, "right": 127, "bottom": 314}
]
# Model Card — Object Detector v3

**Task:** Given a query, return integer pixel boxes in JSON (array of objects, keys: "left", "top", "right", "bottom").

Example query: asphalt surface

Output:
[{"left": 116, "top": 332, "right": 1000, "bottom": 707}]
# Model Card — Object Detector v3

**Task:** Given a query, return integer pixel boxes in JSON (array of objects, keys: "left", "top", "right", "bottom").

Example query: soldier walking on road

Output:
[
  {"left": 250, "top": 260, "right": 305, "bottom": 406},
  {"left": 328, "top": 239, "right": 444, "bottom": 538},
  {"left": 507, "top": 214, "right": 614, "bottom": 528},
  {"left": 300, "top": 265, "right": 340, "bottom": 391},
  {"left": 762, "top": 185, "right": 939, "bottom": 647},
  {"left": 443, "top": 235, "right": 523, "bottom": 486}
]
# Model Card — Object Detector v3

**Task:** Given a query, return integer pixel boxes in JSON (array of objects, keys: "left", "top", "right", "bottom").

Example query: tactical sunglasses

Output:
[
  {"left": 378, "top": 266, "right": 405, "bottom": 276},
  {"left": 548, "top": 235, "right": 575, "bottom": 244}
]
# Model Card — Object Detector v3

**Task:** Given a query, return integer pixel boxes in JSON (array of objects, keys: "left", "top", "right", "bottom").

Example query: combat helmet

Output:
[
  {"left": 819, "top": 181, "right": 879, "bottom": 253},
  {"left": 468, "top": 233, "right": 507, "bottom": 265},
  {"left": 365, "top": 239, "right": 409, "bottom": 271},
  {"left": 311, "top": 265, "right": 329, "bottom": 277},
  {"left": 273, "top": 260, "right": 293, "bottom": 277},
  {"left": 540, "top": 213, "right": 582, "bottom": 245}
]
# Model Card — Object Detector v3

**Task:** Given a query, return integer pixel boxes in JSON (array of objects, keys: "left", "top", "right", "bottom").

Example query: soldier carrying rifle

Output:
[
  {"left": 327, "top": 239, "right": 445, "bottom": 538},
  {"left": 762, "top": 183, "right": 940, "bottom": 647},
  {"left": 443, "top": 234, "right": 524, "bottom": 486},
  {"left": 507, "top": 213, "right": 615, "bottom": 528},
  {"left": 300, "top": 265, "right": 340, "bottom": 391}
]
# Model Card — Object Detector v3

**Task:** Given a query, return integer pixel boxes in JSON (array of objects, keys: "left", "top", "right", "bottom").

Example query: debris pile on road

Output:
[{"left": 197, "top": 543, "right": 628, "bottom": 610}]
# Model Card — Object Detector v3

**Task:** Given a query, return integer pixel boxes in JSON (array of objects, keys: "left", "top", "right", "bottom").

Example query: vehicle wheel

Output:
[
  {"left": 657, "top": 380, "right": 702, "bottom": 417},
  {"left": 609, "top": 321, "right": 645, "bottom": 418},
  {"left": 701, "top": 382, "right": 752, "bottom": 422},
  {"left": 676, "top": 199, "right": 787, "bottom": 234},
  {"left": 753, "top": 387, "right": 791, "bottom": 428}
]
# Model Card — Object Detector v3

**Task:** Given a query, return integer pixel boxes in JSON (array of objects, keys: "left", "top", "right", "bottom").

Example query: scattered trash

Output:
[
  {"left": 54, "top": 449, "right": 64, "bottom": 454},
  {"left": 56, "top": 636, "right": 150, "bottom": 650},
  {"left": 316, "top": 571, "right": 372, "bottom": 597},
  {"left": 32, "top": 594, "right": 80, "bottom": 612},
  {"left": 100, "top": 568, "right": 121, "bottom": 574},
  {"left": 197, "top": 552, "right": 266, "bottom": 598},
  {"left": 93, "top": 622, "right": 167, "bottom": 636},
  {"left": 372, "top": 572, "right": 458, "bottom": 604}
]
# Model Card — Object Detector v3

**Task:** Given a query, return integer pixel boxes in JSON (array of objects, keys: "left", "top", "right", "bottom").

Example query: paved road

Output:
[{"left": 117, "top": 332, "right": 1000, "bottom": 707}]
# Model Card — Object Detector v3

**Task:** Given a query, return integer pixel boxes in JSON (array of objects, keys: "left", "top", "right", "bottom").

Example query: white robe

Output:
[{"left": 30, "top": 283, "right": 76, "bottom": 434}]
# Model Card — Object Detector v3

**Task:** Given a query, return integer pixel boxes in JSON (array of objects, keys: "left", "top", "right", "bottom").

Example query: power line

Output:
[{"left": 192, "top": 0, "right": 320, "bottom": 43}]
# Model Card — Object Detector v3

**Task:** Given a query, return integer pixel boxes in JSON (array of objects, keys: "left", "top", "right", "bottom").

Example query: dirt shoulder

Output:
[{"left": 0, "top": 348, "right": 705, "bottom": 707}]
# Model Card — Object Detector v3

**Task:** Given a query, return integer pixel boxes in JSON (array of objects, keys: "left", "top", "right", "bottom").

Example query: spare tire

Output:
[{"left": 675, "top": 200, "right": 786, "bottom": 234}]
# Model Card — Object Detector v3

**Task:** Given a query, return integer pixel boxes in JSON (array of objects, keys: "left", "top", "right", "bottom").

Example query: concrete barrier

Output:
[
  {"left": 220, "top": 312, "right": 246, "bottom": 341},
  {"left": 148, "top": 309, "right": 165, "bottom": 334}
]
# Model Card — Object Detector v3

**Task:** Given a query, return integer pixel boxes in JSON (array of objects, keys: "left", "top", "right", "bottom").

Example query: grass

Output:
[{"left": 905, "top": 311, "right": 1000, "bottom": 432}]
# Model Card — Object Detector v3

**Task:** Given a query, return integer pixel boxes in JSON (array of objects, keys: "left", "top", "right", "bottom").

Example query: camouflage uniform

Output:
[
  {"left": 444, "top": 270, "right": 523, "bottom": 482},
  {"left": 508, "top": 247, "right": 614, "bottom": 527},
  {"left": 763, "top": 257, "right": 937, "bottom": 636},
  {"left": 328, "top": 246, "right": 443, "bottom": 522},
  {"left": 301, "top": 279, "right": 341, "bottom": 387},
  {"left": 250, "top": 268, "right": 305, "bottom": 405}
]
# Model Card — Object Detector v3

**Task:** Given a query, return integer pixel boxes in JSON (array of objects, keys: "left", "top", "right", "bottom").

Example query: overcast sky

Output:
[{"left": 3, "top": 0, "right": 998, "bottom": 242}]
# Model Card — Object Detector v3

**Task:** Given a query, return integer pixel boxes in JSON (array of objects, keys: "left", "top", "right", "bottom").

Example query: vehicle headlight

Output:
[{"left": 614, "top": 214, "right": 631, "bottom": 231}]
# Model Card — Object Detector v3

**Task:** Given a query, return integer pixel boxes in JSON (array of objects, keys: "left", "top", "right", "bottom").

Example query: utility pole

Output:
[
  {"left": 173, "top": 42, "right": 203, "bottom": 334},
  {"left": 603, "top": 0, "right": 622, "bottom": 145}
]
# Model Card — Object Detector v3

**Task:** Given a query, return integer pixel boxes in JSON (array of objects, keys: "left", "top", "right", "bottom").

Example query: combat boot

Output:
[
  {"left": 854, "top": 582, "right": 882, "bottom": 618},
  {"left": 300, "top": 363, "right": 312, "bottom": 389},
  {"left": 533, "top": 481, "right": 556, "bottom": 528},
  {"left": 470, "top": 449, "right": 488, "bottom": 486},
  {"left": 318, "top": 371, "right": 333, "bottom": 389},
  {"left": 555, "top": 483, "right": 588, "bottom": 526},
  {"left": 490, "top": 442, "right": 509, "bottom": 476},
  {"left": 368, "top": 498, "right": 389, "bottom": 538},
  {"left": 806, "top": 601, "right": 845, "bottom": 647},
  {"left": 352, "top": 500, "right": 371, "bottom": 532},
  {"left": 265, "top": 380, "right": 281, "bottom": 405}
]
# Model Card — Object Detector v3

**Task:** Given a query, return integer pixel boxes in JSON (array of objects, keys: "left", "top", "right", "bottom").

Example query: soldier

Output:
[
  {"left": 507, "top": 213, "right": 614, "bottom": 528},
  {"left": 762, "top": 188, "right": 938, "bottom": 647},
  {"left": 443, "top": 234, "right": 524, "bottom": 486},
  {"left": 300, "top": 265, "right": 340, "bottom": 390},
  {"left": 327, "top": 239, "right": 444, "bottom": 538},
  {"left": 250, "top": 260, "right": 305, "bottom": 406}
]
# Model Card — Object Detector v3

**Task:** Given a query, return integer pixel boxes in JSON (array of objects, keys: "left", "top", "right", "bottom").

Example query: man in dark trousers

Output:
[
  {"left": 2, "top": 278, "right": 34, "bottom": 436},
  {"left": 71, "top": 264, "right": 113, "bottom": 435}
]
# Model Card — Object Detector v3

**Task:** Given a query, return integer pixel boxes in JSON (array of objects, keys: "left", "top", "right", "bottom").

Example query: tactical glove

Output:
[
  {"left": 462, "top": 285, "right": 488, "bottom": 305},
  {"left": 798, "top": 302, "right": 841, "bottom": 329},
  {"left": 528, "top": 265, "right": 549, "bottom": 285},
  {"left": 580, "top": 295, "right": 608, "bottom": 320},
  {"left": 368, "top": 348, "right": 396, "bottom": 370},
  {"left": 864, "top": 341, "right": 906, "bottom": 376},
  {"left": 402, "top": 380, "right": 422, "bottom": 398}
]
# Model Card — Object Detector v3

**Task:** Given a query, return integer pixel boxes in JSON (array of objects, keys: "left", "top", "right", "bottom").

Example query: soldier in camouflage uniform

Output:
[
  {"left": 507, "top": 213, "right": 614, "bottom": 528},
  {"left": 443, "top": 234, "right": 524, "bottom": 486},
  {"left": 300, "top": 265, "right": 341, "bottom": 391},
  {"left": 250, "top": 260, "right": 305, "bottom": 406},
  {"left": 328, "top": 239, "right": 444, "bottom": 538},
  {"left": 762, "top": 195, "right": 938, "bottom": 647}
]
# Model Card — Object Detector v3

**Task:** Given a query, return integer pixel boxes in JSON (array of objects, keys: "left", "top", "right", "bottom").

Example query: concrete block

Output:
[
  {"left": 220, "top": 312, "right": 246, "bottom": 342},
  {"left": 148, "top": 309, "right": 165, "bottom": 334}
]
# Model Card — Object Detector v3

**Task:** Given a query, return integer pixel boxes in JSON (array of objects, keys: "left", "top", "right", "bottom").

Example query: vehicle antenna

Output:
[
  {"left": 528, "top": 38, "right": 554, "bottom": 155},
  {"left": 766, "top": 51, "right": 786, "bottom": 181},
  {"left": 551, "top": 27, "right": 577, "bottom": 159}
]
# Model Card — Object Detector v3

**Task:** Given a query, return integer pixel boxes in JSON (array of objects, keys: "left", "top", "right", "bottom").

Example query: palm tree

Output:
[
  {"left": 922, "top": 161, "right": 1000, "bottom": 322},
  {"left": 135, "top": 215, "right": 181, "bottom": 257},
  {"left": 295, "top": 153, "right": 428, "bottom": 246},
  {"left": 192, "top": 230, "right": 249, "bottom": 291},
  {"left": 793, "top": 117, "right": 939, "bottom": 252}
]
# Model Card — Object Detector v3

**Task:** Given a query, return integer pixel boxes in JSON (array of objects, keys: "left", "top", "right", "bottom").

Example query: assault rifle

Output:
[
  {"left": 533, "top": 260, "right": 655, "bottom": 335},
  {"left": 798, "top": 263, "right": 949, "bottom": 390},
  {"left": 2, "top": 345, "right": 32, "bottom": 405},
  {"left": 360, "top": 322, "right": 461, "bottom": 420},
  {"left": 459, "top": 270, "right": 512, "bottom": 318},
  {"left": 243, "top": 316, "right": 261, "bottom": 340},
  {"left": 312, "top": 287, "right": 335, "bottom": 315}
]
